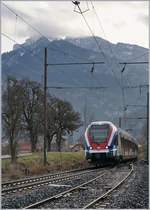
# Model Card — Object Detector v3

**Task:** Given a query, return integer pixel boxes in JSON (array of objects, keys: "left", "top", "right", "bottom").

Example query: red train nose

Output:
[{"left": 87, "top": 124, "right": 112, "bottom": 150}]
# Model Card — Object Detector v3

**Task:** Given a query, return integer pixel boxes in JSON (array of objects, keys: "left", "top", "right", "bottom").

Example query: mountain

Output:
[
  {"left": 66, "top": 36, "right": 148, "bottom": 61},
  {"left": 2, "top": 36, "right": 148, "bottom": 140}
]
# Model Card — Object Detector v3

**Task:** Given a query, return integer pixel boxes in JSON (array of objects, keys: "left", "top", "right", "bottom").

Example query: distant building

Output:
[
  {"left": 70, "top": 143, "right": 84, "bottom": 152},
  {"left": 18, "top": 142, "right": 31, "bottom": 153}
]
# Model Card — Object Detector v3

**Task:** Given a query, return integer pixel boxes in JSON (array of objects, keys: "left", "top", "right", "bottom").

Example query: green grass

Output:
[{"left": 2, "top": 151, "right": 88, "bottom": 181}]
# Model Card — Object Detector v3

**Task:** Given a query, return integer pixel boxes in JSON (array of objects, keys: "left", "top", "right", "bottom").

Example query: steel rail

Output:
[
  {"left": 83, "top": 164, "right": 134, "bottom": 209},
  {"left": 25, "top": 172, "right": 106, "bottom": 209},
  {"left": 2, "top": 168, "right": 98, "bottom": 194},
  {"left": 2, "top": 167, "right": 93, "bottom": 189}
]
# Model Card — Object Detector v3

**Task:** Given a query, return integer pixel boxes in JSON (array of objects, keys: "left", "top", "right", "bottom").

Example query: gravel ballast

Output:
[
  {"left": 107, "top": 161, "right": 149, "bottom": 209},
  {"left": 2, "top": 169, "right": 103, "bottom": 208},
  {"left": 2, "top": 161, "right": 148, "bottom": 209}
]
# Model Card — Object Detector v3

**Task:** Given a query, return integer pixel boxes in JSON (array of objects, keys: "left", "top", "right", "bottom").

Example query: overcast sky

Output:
[{"left": 1, "top": 1, "right": 149, "bottom": 53}]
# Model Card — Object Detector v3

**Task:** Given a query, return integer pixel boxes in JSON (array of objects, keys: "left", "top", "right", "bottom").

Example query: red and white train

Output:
[{"left": 85, "top": 121, "right": 138, "bottom": 166}]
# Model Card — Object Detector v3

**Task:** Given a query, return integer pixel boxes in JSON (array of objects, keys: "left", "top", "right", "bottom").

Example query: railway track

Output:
[
  {"left": 25, "top": 171, "right": 106, "bottom": 209},
  {"left": 84, "top": 164, "right": 134, "bottom": 208},
  {"left": 2, "top": 167, "right": 97, "bottom": 195},
  {"left": 23, "top": 164, "right": 133, "bottom": 209},
  {"left": 2, "top": 167, "right": 91, "bottom": 188}
]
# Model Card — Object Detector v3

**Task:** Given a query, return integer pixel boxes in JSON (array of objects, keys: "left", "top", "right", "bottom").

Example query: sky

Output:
[{"left": 1, "top": 1, "right": 149, "bottom": 53}]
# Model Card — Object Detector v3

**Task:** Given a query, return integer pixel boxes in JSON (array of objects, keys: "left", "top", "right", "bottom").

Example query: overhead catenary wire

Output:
[
  {"left": 2, "top": 32, "right": 148, "bottom": 90},
  {"left": 2, "top": 2, "right": 92, "bottom": 63},
  {"left": 2, "top": 32, "right": 43, "bottom": 64},
  {"left": 46, "top": 60, "right": 148, "bottom": 91},
  {"left": 1, "top": 33, "right": 105, "bottom": 89},
  {"left": 2, "top": 1, "right": 107, "bottom": 88},
  {"left": 120, "top": 61, "right": 148, "bottom": 65},
  {"left": 89, "top": 0, "right": 130, "bottom": 114},
  {"left": 72, "top": 1, "right": 123, "bottom": 90},
  {"left": 2, "top": 33, "right": 104, "bottom": 88},
  {"left": 123, "top": 85, "right": 149, "bottom": 89},
  {"left": 3, "top": 2, "right": 148, "bottom": 69},
  {"left": 120, "top": 58, "right": 148, "bottom": 111},
  {"left": 89, "top": 0, "right": 149, "bottom": 117},
  {"left": 3, "top": 1, "right": 148, "bottom": 68},
  {"left": 46, "top": 61, "right": 148, "bottom": 66},
  {"left": 123, "top": 85, "right": 148, "bottom": 107},
  {"left": 90, "top": 0, "right": 131, "bottom": 114},
  {"left": 124, "top": 117, "right": 147, "bottom": 120},
  {"left": 89, "top": 1, "right": 148, "bottom": 65},
  {"left": 126, "top": 104, "right": 146, "bottom": 107},
  {"left": 120, "top": 61, "right": 148, "bottom": 117},
  {"left": 90, "top": 0, "right": 123, "bottom": 72},
  {"left": 90, "top": 2, "right": 147, "bottom": 70},
  {"left": 47, "top": 86, "right": 107, "bottom": 89},
  {"left": 2, "top": 2, "right": 148, "bottom": 93},
  {"left": 120, "top": 60, "right": 148, "bottom": 118},
  {"left": 2, "top": 2, "right": 50, "bottom": 41},
  {"left": 2, "top": 32, "right": 43, "bottom": 83},
  {"left": 54, "top": 1, "right": 149, "bottom": 121},
  {"left": 47, "top": 61, "right": 104, "bottom": 66},
  {"left": 2, "top": 1, "right": 148, "bottom": 149}
]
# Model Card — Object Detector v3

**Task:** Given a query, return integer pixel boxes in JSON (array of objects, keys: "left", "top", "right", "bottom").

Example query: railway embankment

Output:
[
  {"left": 2, "top": 152, "right": 88, "bottom": 181},
  {"left": 2, "top": 161, "right": 148, "bottom": 209}
]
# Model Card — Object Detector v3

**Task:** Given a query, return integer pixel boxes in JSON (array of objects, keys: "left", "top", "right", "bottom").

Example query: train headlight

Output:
[
  {"left": 106, "top": 146, "right": 108, "bottom": 149},
  {"left": 89, "top": 146, "right": 93, "bottom": 150}
]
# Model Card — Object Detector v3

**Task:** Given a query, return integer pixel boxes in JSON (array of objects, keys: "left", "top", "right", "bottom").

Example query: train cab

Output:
[{"left": 85, "top": 121, "right": 138, "bottom": 166}]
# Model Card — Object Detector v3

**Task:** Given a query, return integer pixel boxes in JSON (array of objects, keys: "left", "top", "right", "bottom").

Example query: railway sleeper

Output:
[
  {"left": 104, "top": 186, "right": 112, "bottom": 190},
  {"left": 48, "top": 184, "right": 71, "bottom": 187},
  {"left": 98, "top": 204, "right": 107, "bottom": 207}
]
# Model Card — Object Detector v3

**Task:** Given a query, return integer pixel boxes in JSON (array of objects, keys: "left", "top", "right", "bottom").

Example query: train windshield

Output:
[{"left": 89, "top": 124, "right": 109, "bottom": 143}]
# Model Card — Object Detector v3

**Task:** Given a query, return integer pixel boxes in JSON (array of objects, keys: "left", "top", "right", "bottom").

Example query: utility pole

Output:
[
  {"left": 44, "top": 48, "right": 48, "bottom": 165},
  {"left": 83, "top": 96, "right": 87, "bottom": 131},
  {"left": 147, "top": 91, "right": 149, "bottom": 164},
  {"left": 121, "top": 64, "right": 126, "bottom": 128},
  {"left": 119, "top": 117, "right": 121, "bottom": 128},
  {"left": 123, "top": 84, "right": 149, "bottom": 163}
]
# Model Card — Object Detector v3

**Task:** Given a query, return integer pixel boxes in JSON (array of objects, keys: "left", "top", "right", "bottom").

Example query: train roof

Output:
[{"left": 89, "top": 121, "right": 117, "bottom": 127}]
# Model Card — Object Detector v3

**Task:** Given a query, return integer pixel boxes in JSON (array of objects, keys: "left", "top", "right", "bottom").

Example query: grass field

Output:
[{"left": 2, "top": 151, "right": 89, "bottom": 181}]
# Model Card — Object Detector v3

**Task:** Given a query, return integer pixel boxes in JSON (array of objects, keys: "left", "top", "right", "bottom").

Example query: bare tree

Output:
[
  {"left": 2, "top": 77, "right": 82, "bottom": 160},
  {"left": 2, "top": 77, "right": 23, "bottom": 164},
  {"left": 47, "top": 101, "right": 57, "bottom": 151},
  {"left": 22, "top": 80, "right": 43, "bottom": 152}
]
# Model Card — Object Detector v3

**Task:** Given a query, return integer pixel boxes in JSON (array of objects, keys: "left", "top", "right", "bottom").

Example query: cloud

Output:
[
  {"left": 1, "top": 1, "right": 148, "bottom": 52},
  {"left": 113, "top": 21, "right": 127, "bottom": 29},
  {"left": 138, "top": 15, "right": 149, "bottom": 25},
  {"left": 2, "top": 1, "right": 88, "bottom": 39},
  {"left": 2, "top": 2, "right": 31, "bottom": 20}
]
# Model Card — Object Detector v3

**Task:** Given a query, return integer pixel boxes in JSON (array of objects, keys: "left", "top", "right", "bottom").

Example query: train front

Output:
[{"left": 85, "top": 121, "right": 117, "bottom": 165}]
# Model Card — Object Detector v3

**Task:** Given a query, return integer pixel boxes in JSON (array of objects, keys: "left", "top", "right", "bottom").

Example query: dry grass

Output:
[{"left": 2, "top": 151, "right": 89, "bottom": 181}]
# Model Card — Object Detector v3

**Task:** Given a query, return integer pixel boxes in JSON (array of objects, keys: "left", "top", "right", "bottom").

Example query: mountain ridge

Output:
[{"left": 2, "top": 36, "right": 148, "bottom": 139}]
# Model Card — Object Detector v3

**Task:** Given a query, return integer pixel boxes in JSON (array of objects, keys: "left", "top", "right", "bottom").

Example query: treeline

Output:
[{"left": 2, "top": 77, "right": 82, "bottom": 163}]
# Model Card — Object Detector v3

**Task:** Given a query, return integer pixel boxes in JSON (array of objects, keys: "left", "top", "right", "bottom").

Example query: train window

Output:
[{"left": 89, "top": 124, "right": 109, "bottom": 143}]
